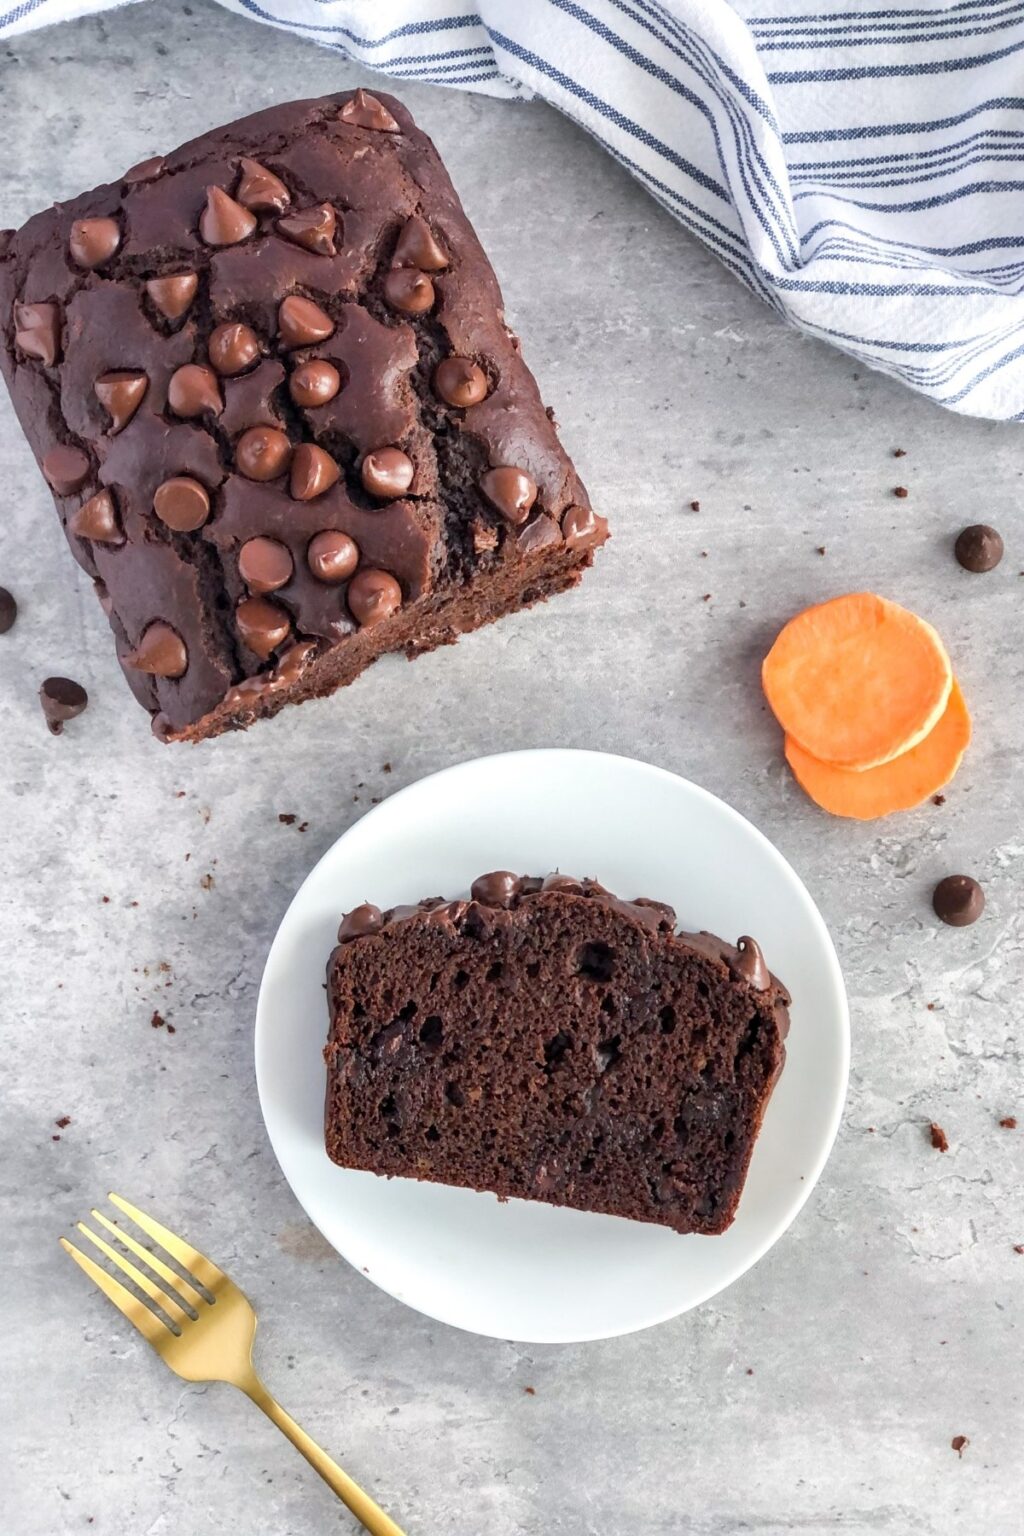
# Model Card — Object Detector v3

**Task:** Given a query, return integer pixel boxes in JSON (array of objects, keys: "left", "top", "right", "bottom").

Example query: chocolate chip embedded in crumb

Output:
[
  {"left": 42, "top": 445, "right": 91, "bottom": 496},
  {"left": 340, "top": 90, "right": 400, "bottom": 132},
  {"left": 434, "top": 357, "right": 487, "bottom": 408},
  {"left": 145, "top": 273, "right": 198, "bottom": 321},
  {"left": 932, "top": 874, "right": 984, "bottom": 927},
  {"left": 307, "top": 530, "right": 359, "bottom": 584},
  {"left": 383, "top": 267, "right": 435, "bottom": 316},
  {"left": 361, "top": 447, "right": 414, "bottom": 499},
  {"left": 69, "top": 216, "right": 120, "bottom": 269},
  {"left": 236, "top": 425, "right": 292, "bottom": 482},
  {"left": 951, "top": 1436, "right": 968, "bottom": 1458},
  {"left": 289, "top": 359, "right": 342, "bottom": 408},
  {"left": 153, "top": 477, "right": 210, "bottom": 532},
  {"left": 277, "top": 203, "right": 337, "bottom": 256},
  {"left": 123, "top": 154, "right": 164, "bottom": 185},
  {"left": 291, "top": 443, "right": 340, "bottom": 502},
  {"left": 0, "top": 588, "right": 16, "bottom": 634},
  {"left": 392, "top": 215, "right": 448, "bottom": 272},
  {"left": 199, "top": 185, "right": 257, "bottom": 247},
  {"left": 94, "top": 370, "right": 148, "bottom": 434},
  {"left": 561, "top": 504, "right": 608, "bottom": 550},
  {"left": 39, "top": 676, "right": 88, "bottom": 735},
  {"left": 239, "top": 537, "right": 294, "bottom": 594},
  {"left": 954, "top": 524, "right": 1003, "bottom": 573},
  {"left": 471, "top": 871, "right": 521, "bottom": 908},
  {"left": 480, "top": 466, "right": 537, "bottom": 526},
  {"left": 236, "top": 596, "right": 291, "bottom": 659},
  {"left": 338, "top": 902, "right": 384, "bottom": 941},
  {"left": 208, "top": 322, "right": 261, "bottom": 377},
  {"left": 516, "top": 515, "right": 561, "bottom": 556},
  {"left": 235, "top": 157, "right": 291, "bottom": 213},
  {"left": 168, "top": 364, "right": 222, "bottom": 419},
  {"left": 14, "top": 301, "right": 61, "bottom": 366},
  {"left": 69, "top": 489, "right": 123, "bottom": 545},
  {"left": 278, "top": 295, "right": 334, "bottom": 349},
  {"left": 347, "top": 569, "right": 402, "bottom": 628},
  {"left": 929, "top": 1122, "right": 949, "bottom": 1153},
  {"left": 125, "top": 622, "right": 188, "bottom": 679}
]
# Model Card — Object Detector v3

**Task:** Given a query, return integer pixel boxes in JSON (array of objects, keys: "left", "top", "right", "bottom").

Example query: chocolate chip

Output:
[
  {"left": 236, "top": 595, "right": 292, "bottom": 659},
  {"left": 239, "top": 537, "right": 293, "bottom": 594},
  {"left": 561, "top": 504, "right": 608, "bottom": 550},
  {"left": 208, "top": 322, "right": 261, "bottom": 377},
  {"left": 290, "top": 443, "right": 340, "bottom": 502},
  {"left": 434, "top": 356, "right": 487, "bottom": 407},
  {"left": 199, "top": 185, "right": 257, "bottom": 247},
  {"left": 307, "top": 530, "right": 359, "bottom": 584},
  {"left": 338, "top": 902, "right": 384, "bottom": 941},
  {"left": 278, "top": 295, "right": 334, "bottom": 349},
  {"left": 347, "top": 569, "right": 402, "bottom": 627},
  {"left": 0, "top": 588, "right": 17, "bottom": 634},
  {"left": 39, "top": 676, "right": 88, "bottom": 735},
  {"left": 123, "top": 154, "right": 164, "bottom": 185},
  {"left": 235, "top": 157, "right": 290, "bottom": 213},
  {"left": 516, "top": 515, "right": 561, "bottom": 555},
  {"left": 68, "top": 489, "right": 123, "bottom": 545},
  {"left": 277, "top": 203, "right": 337, "bottom": 255},
  {"left": 168, "top": 364, "right": 222, "bottom": 418},
  {"left": 289, "top": 359, "right": 342, "bottom": 408},
  {"left": 236, "top": 425, "right": 292, "bottom": 482},
  {"left": 69, "top": 217, "right": 120, "bottom": 269},
  {"left": 339, "top": 90, "right": 399, "bottom": 132},
  {"left": 14, "top": 301, "right": 61, "bottom": 366},
  {"left": 471, "top": 871, "right": 521, "bottom": 907},
  {"left": 480, "top": 466, "right": 537, "bottom": 525},
  {"left": 392, "top": 215, "right": 448, "bottom": 272},
  {"left": 125, "top": 622, "right": 188, "bottom": 679},
  {"left": 42, "top": 445, "right": 91, "bottom": 496},
  {"left": 932, "top": 874, "right": 984, "bottom": 927},
  {"left": 153, "top": 476, "right": 210, "bottom": 532},
  {"left": 94, "top": 370, "right": 148, "bottom": 434},
  {"left": 955, "top": 524, "right": 1003, "bottom": 573},
  {"left": 383, "top": 267, "right": 435, "bottom": 315},
  {"left": 730, "top": 936, "right": 770, "bottom": 990},
  {"left": 145, "top": 273, "right": 198, "bottom": 321},
  {"left": 360, "top": 447, "right": 414, "bottom": 499}
]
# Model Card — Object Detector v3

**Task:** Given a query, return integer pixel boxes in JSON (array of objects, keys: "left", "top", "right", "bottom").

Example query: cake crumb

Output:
[
  {"left": 200, "top": 872, "right": 214, "bottom": 891},
  {"left": 298, "top": 821, "right": 309, "bottom": 832},
  {"left": 100, "top": 895, "right": 110, "bottom": 904},
  {"left": 702, "top": 593, "right": 712, "bottom": 602},
  {"left": 382, "top": 762, "right": 392, "bottom": 774},
  {"left": 166, "top": 1022, "right": 176, "bottom": 1034},
  {"left": 278, "top": 813, "right": 297, "bottom": 825},
  {"left": 893, "top": 447, "right": 907, "bottom": 457},
  {"left": 929, "top": 1122, "right": 949, "bottom": 1152},
  {"left": 1014, "top": 1244, "right": 1024, "bottom": 1254},
  {"left": 1000, "top": 1116, "right": 1017, "bottom": 1129},
  {"left": 894, "top": 485, "right": 909, "bottom": 498},
  {"left": 927, "top": 1002, "right": 936, "bottom": 1011},
  {"left": 151, "top": 1010, "right": 165, "bottom": 1029},
  {"left": 689, "top": 499, "right": 700, "bottom": 511},
  {"left": 523, "top": 1386, "right": 535, "bottom": 1396},
  {"left": 816, "top": 545, "right": 826, "bottom": 556},
  {"left": 746, "top": 1367, "right": 754, "bottom": 1376},
  {"left": 933, "top": 794, "right": 946, "bottom": 806},
  {"left": 56, "top": 1115, "right": 71, "bottom": 1128},
  {"left": 951, "top": 1435, "right": 968, "bottom": 1458}
]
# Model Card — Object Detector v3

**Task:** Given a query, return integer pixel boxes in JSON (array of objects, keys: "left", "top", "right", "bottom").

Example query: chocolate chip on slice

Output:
[
  {"left": 239, "top": 537, "right": 294, "bottom": 594},
  {"left": 383, "top": 267, "right": 435, "bottom": 315},
  {"left": 471, "top": 871, "right": 521, "bottom": 908},
  {"left": 392, "top": 215, "right": 448, "bottom": 272},
  {"left": 94, "top": 370, "right": 148, "bottom": 434},
  {"left": 277, "top": 204, "right": 336, "bottom": 256},
  {"left": 933, "top": 874, "right": 985, "bottom": 927},
  {"left": 199, "top": 185, "right": 257, "bottom": 247},
  {"left": 290, "top": 443, "right": 340, "bottom": 502},
  {"left": 307, "top": 530, "right": 359, "bottom": 584},
  {"left": 0, "top": 587, "right": 17, "bottom": 634},
  {"left": 69, "top": 217, "right": 120, "bottom": 269},
  {"left": 153, "top": 477, "right": 210, "bottom": 532},
  {"left": 145, "top": 273, "right": 198, "bottom": 321},
  {"left": 68, "top": 489, "right": 123, "bottom": 545},
  {"left": 236, "top": 595, "right": 292, "bottom": 659},
  {"left": 208, "top": 322, "right": 261, "bottom": 377},
  {"left": 347, "top": 569, "right": 402, "bottom": 627},
  {"left": 278, "top": 295, "right": 334, "bottom": 349},
  {"left": 562, "top": 504, "right": 608, "bottom": 550},
  {"left": 42, "top": 445, "right": 91, "bottom": 496},
  {"left": 360, "top": 447, "right": 414, "bottom": 499},
  {"left": 730, "top": 937, "right": 771, "bottom": 990},
  {"left": 168, "top": 364, "right": 222, "bottom": 419},
  {"left": 339, "top": 90, "right": 400, "bottom": 132},
  {"left": 235, "top": 157, "right": 290, "bottom": 213},
  {"left": 123, "top": 155, "right": 164, "bottom": 185},
  {"left": 954, "top": 524, "right": 1003, "bottom": 573},
  {"left": 480, "top": 466, "right": 537, "bottom": 525},
  {"left": 39, "top": 676, "right": 88, "bottom": 735},
  {"left": 516, "top": 515, "right": 561, "bottom": 556},
  {"left": 337, "top": 902, "right": 384, "bottom": 941},
  {"left": 434, "top": 357, "right": 487, "bottom": 408},
  {"left": 14, "top": 301, "right": 61, "bottom": 366},
  {"left": 289, "top": 359, "right": 342, "bottom": 408},
  {"left": 125, "top": 622, "right": 188, "bottom": 679},
  {"left": 236, "top": 425, "right": 292, "bottom": 482}
]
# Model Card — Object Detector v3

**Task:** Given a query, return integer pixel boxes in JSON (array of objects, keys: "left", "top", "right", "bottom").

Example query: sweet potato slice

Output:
[
  {"left": 763, "top": 592, "right": 952, "bottom": 769},
  {"left": 785, "top": 681, "right": 971, "bottom": 820}
]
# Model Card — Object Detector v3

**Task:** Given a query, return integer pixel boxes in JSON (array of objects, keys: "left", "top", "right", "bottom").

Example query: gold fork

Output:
[{"left": 60, "top": 1193, "right": 406, "bottom": 1536}]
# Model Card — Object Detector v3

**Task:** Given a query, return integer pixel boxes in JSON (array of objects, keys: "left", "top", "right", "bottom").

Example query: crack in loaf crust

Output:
[
  {"left": 0, "top": 90, "right": 607, "bottom": 742},
  {"left": 324, "top": 873, "right": 790, "bottom": 1236}
]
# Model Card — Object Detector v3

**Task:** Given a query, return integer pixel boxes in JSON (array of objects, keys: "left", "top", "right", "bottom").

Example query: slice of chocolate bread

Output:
[{"left": 324, "top": 873, "right": 789, "bottom": 1235}]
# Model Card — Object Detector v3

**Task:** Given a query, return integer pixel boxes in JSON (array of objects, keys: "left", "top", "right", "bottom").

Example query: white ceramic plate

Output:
[{"left": 255, "top": 749, "right": 848, "bottom": 1343}]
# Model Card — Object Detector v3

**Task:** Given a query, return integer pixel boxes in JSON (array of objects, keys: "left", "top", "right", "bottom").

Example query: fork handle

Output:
[{"left": 242, "top": 1375, "right": 407, "bottom": 1535}]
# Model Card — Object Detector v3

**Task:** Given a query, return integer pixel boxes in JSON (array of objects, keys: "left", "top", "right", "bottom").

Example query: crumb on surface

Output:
[
  {"left": 151, "top": 1010, "right": 165, "bottom": 1028},
  {"left": 1014, "top": 1244, "right": 1024, "bottom": 1254},
  {"left": 702, "top": 593, "right": 712, "bottom": 602},
  {"left": 933, "top": 794, "right": 946, "bottom": 806},
  {"left": 927, "top": 1002, "right": 936, "bottom": 1011},
  {"left": 523, "top": 1386, "right": 535, "bottom": 1396},
  {"left": 55, "top": 1116, "right": 71, "bottom": 1128},
  {"left": 278, "top": 813, "right": 297, "bottom": 825},
  {"left": 298, "top": 821, "right": 309, "bottom": 832},
  {"left": 689, "top": 499, "right": 700, "bottom": 511},
  {"left": 200, "top": 872, "right": 214, "bottom": 890},
  {"left": 382, "top": 762, "right": 392, "bottom": 774},
  {"left": 893, "top": 485, "right": 909, "bottom": 498},
  {"left": 951, "top": 1435, "right": 968, "bottom": 1458},
  {"left": 100, "top": 895, "right": 109, "bottom": 904},
  {"left": 1000, "top": 1116, "right": 1017, "bottom": 1129},
  {"left": 893, "top": 447, "right": 906, "bottom": 457},
  {"left": 816, "top": 545, "right": 826, "bottom": 555},
  {"left": 930, "top": 1122, "right": 949, "bottom": 1152}
]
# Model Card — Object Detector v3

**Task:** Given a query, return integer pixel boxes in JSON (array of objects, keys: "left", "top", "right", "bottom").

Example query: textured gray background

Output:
[{"left": 2, "top": 4, "right": 1022, "bottom": 1533}]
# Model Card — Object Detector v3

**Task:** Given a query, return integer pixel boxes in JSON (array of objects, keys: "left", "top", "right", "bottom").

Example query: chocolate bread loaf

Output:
[
  {"left": 324, "top": 873, "right": 789, "bottom": 1235},
  {"left": 0, "top": 90, "right": 606, "bottom": 742}
]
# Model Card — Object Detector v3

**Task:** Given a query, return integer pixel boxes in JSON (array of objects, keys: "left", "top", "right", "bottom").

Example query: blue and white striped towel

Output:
[{"left": 7, "top": 0, "right": 1024, "bottom": 421}]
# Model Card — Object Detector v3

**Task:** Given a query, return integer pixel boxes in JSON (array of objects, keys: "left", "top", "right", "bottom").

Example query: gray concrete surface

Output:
[{"left": 2, "top": 4, "right": 1022, "bottom": 1532}]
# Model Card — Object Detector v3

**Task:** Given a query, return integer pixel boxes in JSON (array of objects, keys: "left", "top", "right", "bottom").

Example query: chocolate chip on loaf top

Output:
[
  {"left": 324, "top": 872, "right": 790, "bottom": 1236},
  {"left": 0, "top": 91, "right": 607, "bottom": 742}
]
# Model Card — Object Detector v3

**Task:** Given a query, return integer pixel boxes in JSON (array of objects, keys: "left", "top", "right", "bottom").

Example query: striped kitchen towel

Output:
[{"left": 6, "top": 0, "right": 1024, "bottom": 421}]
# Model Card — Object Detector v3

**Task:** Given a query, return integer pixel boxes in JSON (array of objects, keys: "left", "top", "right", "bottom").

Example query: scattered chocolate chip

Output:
[
  {"left": 471, "top": 871, "right": 521, "bottom": 907},
  {"left": 290, "top": 443, "right": 340, "bottom": 502},
  {"left": 338, "top": 902, "right": 384, "bottom": 941},
  {"left": 0, "top": 588, "right": 16, "bottom": 634},
  {"left": 340, "top": 90, "right": 400, "bottom": 132},
  {"left": 168, "top": 364, "right": 222, "bottom": 418},
  {"left": 434, "top": 356, "right": 487, "bottom": 408},
  {"left": 277, "top": 203, "right": 336, "bottom": 255},
  {"left": 480, "top": 466, "right": 537, "bottom": 525},
  {"left": 145, "top": 272, "right": 198, "bottom": 321},
  {"left": 69, "top": 217, "right": 120, "bottom": 269},
  {"left": 40, "top": 676, "right": 88, "bottom": 734},
  {"left": 392, "top": 215, "right": 448, "bottom": 271},
  {"left": 236, "top": 595, "right": 291, "bottom": 658},
  {"left": 14, "top": 301, "right": 61, "bottom": 366},
  {"left": 348, "top": 569, "right": 402, "bottom": 627},
  {"left": 562, "top": 504, "right": 607, "bottom": 550},
  {"left": 69, "top": 489, "right": 122, "bottom": 544},
  {"left": 307, "top": 530, "right": 359, "bottom": 584},
  {"left": 933, "top": 874, "right": 984, "bottom": 927},
  {"left": 278, "top": 813, "right": 297, "bottom": 825},
  {"left": 94, "top": 370, "right": 148, "bottom": 434},
  {"left": 383, "top": 267, "right": 435, "bottom": 315},
  {"left": 361, "top": 446, "right": 414, "bottom": 499},
  {"left": 289, "top": 359, "right": 342, "bottom": 408},
  {"left": 235, "top": 157, "right": 290, "bottom": 213},
  {"left": 153, "top": 476, "right": 211, "bottom": 532},
  {"left": 893, "top": 485, "right": 908, "bottom": 498},
  {"left": 123, "top": 155, "right": 164, "bottom": 185},
  {"left": 126, "top": 622, "right": 188, "bottom": 679},
  {"left": 239, "top": 536, "right": 293, "bottom": 593},
  {"left": 236, "top": 425, "right": 292, "bottom": 482},
  {"left": 955, "top": 523, "right": 1003, "bottom": 573},
  {"left": 199, "top": 185, "right": 256, "bottom": 246},
  {"left": 208, "top": 322, "right": 261, "bottom": 376},
  {"left": 929, "top": 1122, "right": 949, "bottom": 1153},
  {"left": 278, "top": 295, "right": 334, "bottom": 349},
  {"left": 1000, "top": 1116, "right": 1017, "bottom": 1129},
  {"left": 42, "top": 445, "right": 90, "bottom": 496},
  {"left": 951, "top": 1436, "right": 968, "bottom": 1458}
]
